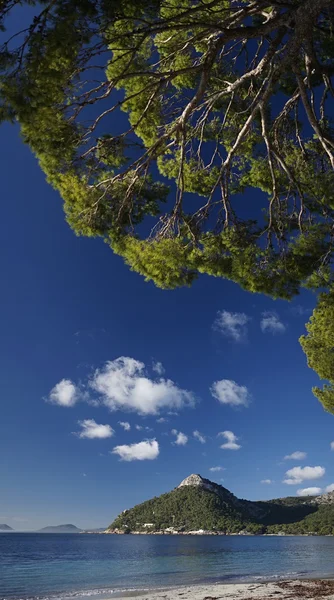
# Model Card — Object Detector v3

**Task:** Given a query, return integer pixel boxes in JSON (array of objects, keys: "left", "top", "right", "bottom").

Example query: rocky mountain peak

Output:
[
  {"left": 312, "top": 490, "right": 334, "bottom": 505},
  {"left": 178, "top": 474, "right": 207, "bottom": 488},
  {"left": 177, "top": 474, "right": 231, "bottom": 496},
  {"left": 108, "top": 473, "right": 334, "bottom": 535}
]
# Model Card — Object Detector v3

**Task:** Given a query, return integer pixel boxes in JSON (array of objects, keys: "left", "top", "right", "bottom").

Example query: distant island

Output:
[
  {"left": 0, "top": 524, "right": 13, "bottom": 531},
  {"left": 38, "top": 524, "right": 82, "bottom": 533},
  {"left": 81, "top": 528, "right": 107, "bottom": 533},
  {"left": 107, "top": 474, "right": 334, "bottom": 536}
]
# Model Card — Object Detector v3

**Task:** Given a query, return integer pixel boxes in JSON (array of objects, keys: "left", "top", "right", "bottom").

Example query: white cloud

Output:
[
  {"left": 76, "top": 419, "right": 114, "bottom": 439},
  {"left": 112, "top": 439, "right": 159, "bottom": 461},
  {"left": 296, "top": 487, "right": 322, "bottom": 497},
  {"left": 171, "top": 429, "right": 188, "bottom": 446},
  {"left": 119, "top": 421, "right": 131, "bottom": 431},
  {"left": 48, "top": 379, "right": 78, "bottom": 407},
  {"left": 152, "top": 361, "right": 165, "bottom": 375},
  {"left": 213, "top": 310, "right": 249, "bottom": 342},
  {"left": 193, "top": 430, "right": 206, "bottom": 444},
  {"left": 289, "top": 305, "right": 311, "bottom": 317},
  {"left": 260, "top": 312, "right": 286, "bottom": 334},
  {"left": 284, "top": 451, "right": 307, "bottom": 460},
  {"left": 283, "top": 465, "right": 325, "bottom": 485},
  {"left": 90, "top": 357, "right": 195, "bottom": 415},
  {"left": 135, "top": 424, "right": 143, "bottom": 430},
  {"left": 218, "top": 430, "right": 241, "bottom": 450},
  {"left": 330, "top": 441, "right": 334, "bottom": 450},
  {"left": 325, "top": 484, "right": 334, "bottom": 493},
  {"left": 261, "top": 479, "right": 272, "bottom": 484},
  {"left": 156, "top": 417, "right": 168, "bottom": 423},
  {"left": 211, "top": 379, "right": 250, "bottom": 407},
  {"left": 209, "top": 466, "right": 224, "bottom": 472}
]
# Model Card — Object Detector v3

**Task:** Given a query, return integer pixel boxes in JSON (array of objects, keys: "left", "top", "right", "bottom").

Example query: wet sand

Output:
[{"left": 112, "top": 579, "right": 334, "bottom": 600}]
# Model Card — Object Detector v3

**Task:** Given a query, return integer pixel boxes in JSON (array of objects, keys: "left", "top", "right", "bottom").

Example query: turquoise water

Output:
[{"left": 2, "top": 533, "right": 334, "bottom": 600}]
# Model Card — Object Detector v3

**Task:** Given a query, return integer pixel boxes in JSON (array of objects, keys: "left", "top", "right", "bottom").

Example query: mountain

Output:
[
  {"left": 81, "top": 528, "right": 107, "bottom": 533},
  {"left": 0, "top": 524, "right": 14, "bottom": 531},
  {"left": 107, "top": 474, "right": 334, "bottom": 535},
  {"left": 38, "top": 524, "right": 82, "bottom": 533}
]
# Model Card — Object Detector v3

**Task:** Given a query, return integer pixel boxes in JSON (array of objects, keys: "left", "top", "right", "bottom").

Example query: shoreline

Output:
[
  {"left": 3, "top": 576, "right": 334, "bottom": 600},
  {"left": 110, "top": 579, "right": 334, "bottom": 600},
  {"left": 102, "top": 530, "right": 328, "bottom": 537}
]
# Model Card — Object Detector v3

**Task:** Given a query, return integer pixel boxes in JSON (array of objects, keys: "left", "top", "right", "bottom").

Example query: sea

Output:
[{"left": 2, "top": 533, "right": 334, "bottom": 600}]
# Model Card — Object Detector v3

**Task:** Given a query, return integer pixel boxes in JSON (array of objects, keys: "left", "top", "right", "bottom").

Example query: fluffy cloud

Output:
[
  {"left": 213, "top": 310, "right": 249, "bottom": 342},
  {"left": 296, "top": 487, "right": 322, "bottom": 497},
  {"left": 76, "top": 419, "right": 114, "bottom": 439},
  {"left": 135, "top": 424, "right": 143, "bottom": 430},
  {"left": 90, "top": 357, "right": 195, "bottom": 415},
  {"left": 193, "top": 430, "right": 206, "bottom": 444},
  {"left": 284, "top": 451, "right": 307, "bottom": 460},
  {"left": 218, "top": 430, "right": 241, "bottom": 450},
  {"left": 211, "top": 379, "right": 250, "bottom": 407},
  {"left": 112, "top": 439, "right": 159, "bottom": 461},
  {"left": 152, "top": 361, "right": 165, "bottom": 375},
  {"left": 171, "top": 429, "right": 188, "bottom": 446},
  {"left": 48, "top": 379, "right": 78, "bottom": 407},
  {"left": 261, "top": 479, "right": 272, "bottom": 484},
  {"left": 295, "top": 484, "right": 334, "bottom": 495},
  {"left": 119, "top": 421, "right": 131, "bottom": 431},
  {"left": 330, "top": 441, "right": 334, "bottom": 450},
  {"left": 156, "top": 417, "right": 168, "bottom": 423},
  {"left": 283, "top": 465, "right": 325, "bottom": 485},
  {"left": 209, "top": 466, "right": 224, "bottom": 472},
  {"left": 260, "top": 312, "right": 286, "bottom": 334}
]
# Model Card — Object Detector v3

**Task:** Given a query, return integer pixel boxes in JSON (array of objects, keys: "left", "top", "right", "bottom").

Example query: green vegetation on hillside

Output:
[
  {"left": 267, "top": 505, "right": 334, "bottom": 536},
  {"left": 108, "top": 479, "right": 334, "bottom": 535},
  {"left": 244, "top": 498, "right": 317, "bottom": 527},
  {"left": 110, "top": 486, "right": 264, "bottom": 534}
]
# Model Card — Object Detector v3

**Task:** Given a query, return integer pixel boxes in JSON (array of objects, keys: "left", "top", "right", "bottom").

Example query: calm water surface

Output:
[{"left": 1, "top": 533, "right": 334, "bottom": 600}]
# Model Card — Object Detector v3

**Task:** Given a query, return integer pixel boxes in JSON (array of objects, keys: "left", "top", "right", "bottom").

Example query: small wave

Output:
[
  {"left": 0, "top": 570, "right": 321, "bottom": 600},
  {"left": 1, "top": 585, "right": 166, "bottom": 600},
  {"left": 231, "top": 571, "right": 311, "bottom": 583},
  {"left": 1, "top": 589, "right": 116, "bottom": 600}
]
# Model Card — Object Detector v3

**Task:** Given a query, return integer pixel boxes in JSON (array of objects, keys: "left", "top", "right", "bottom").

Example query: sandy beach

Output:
[{"left": 113, "top": 579, "right": 334, "bottom": 600}]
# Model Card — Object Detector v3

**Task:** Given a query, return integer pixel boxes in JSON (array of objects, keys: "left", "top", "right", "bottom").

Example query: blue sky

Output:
[{"left": 1, "top": 122, "right": 334, "bottom": 531}]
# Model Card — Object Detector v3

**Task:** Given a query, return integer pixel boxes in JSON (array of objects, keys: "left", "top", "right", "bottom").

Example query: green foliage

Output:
[
  {"left": 1, "top": 1, "right": 333, "bottom": 297},
  {"left": 108, "top": 481, "right": 334, "bottom": 535},
  {"left": 112, "top": 237, "right": 197, "bottom": 288},
  {"left": 109, "top": 486, "right": 258, "bottom": 533},
  {"left": 300, "top": 290, "right": 334, "bottom": 413},
  {"left": 1, "top": 0, "right": 334, "bottom": 405},
  {"left": 267, "top": 505, "right": 334, "bottom": 536},
  {"left": 256, "top": 498, "right": 318, "bottom": 526}
]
